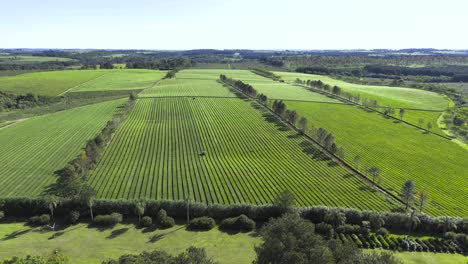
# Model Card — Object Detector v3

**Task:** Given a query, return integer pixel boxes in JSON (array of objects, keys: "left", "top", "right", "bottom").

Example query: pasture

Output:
[
  {"left": 0, "top": 70, "right": 108, "bottom": 96},
  {"left": 69, "top": 69, "right": 166, "bottom": 92},
  {"left": 0, "top": 55, "right": 75, "bottom": 64},
  {"left": 89, "top": 78, "right": 394, "bottom": 210},
  {"left": 0, "top": 99, "right": 125, "bottom": 197}
]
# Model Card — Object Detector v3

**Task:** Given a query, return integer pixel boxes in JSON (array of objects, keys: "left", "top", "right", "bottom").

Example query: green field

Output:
[
  {"left": 0, "top": 55, "right": 76, "bottom": 64},
  {"left": 275, "top": 72, "right": 450, "bottom": 111},
  {"left": 0, "top": 99, "right": 125, "bottom": 197},
  {"left": 0, "top": 70, "right": 108, "bottom": 96},
  {"left": 89, "top": 74, "right": 394, "bottom": 210},
  {"left": 69, "top": 69, "right": 166, "bottom": 92},
  {"left": 367, "top": 250, "right": 468, "bottom": 264},
  {"left": 0, "top": 222, "right": 260, "bottom": 264}
]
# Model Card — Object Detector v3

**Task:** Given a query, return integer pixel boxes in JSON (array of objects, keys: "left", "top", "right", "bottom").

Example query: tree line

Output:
[
  {"left": 50, "top": 93, "right": 137, "bottom": 200},
  {"left": 219, "top": 74, "right": 258, "bottom": 97}
]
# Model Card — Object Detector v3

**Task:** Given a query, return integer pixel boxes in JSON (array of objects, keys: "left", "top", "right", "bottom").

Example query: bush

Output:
[
  {"left": 0, "top": 211, "right": 4, "bottom": 220},
  {"left": 28, "top": 214, "right": 50, "bottom": 226},
  {"left": 219, "top": 215, "right": 255, "bottom": 232},
  {"left": 189, "top": 217, "right": 215, "bottom": 231},
  {"left": 314, "top": 222, "right": 334, "bottom": 239},
  {"left": 159, "top": 216, "right": 175, "bottom": 229},
  {"left": 336, "top": 224, "right": 360, "bottom": 234},
  {"left": 376, "top": 227, "right": 389, "bottom": 236},
  {"left": 141, "top": 216, "right": 152, "bottom": 227},
  {"left": 67, "top": 210, "right": 80, "bottom": 224},
  {"left": 93, "top": 213, "right": 122, "bottom": 227},
  {"left": 156, "top": 209, "right": 167, "bottom": 223}
]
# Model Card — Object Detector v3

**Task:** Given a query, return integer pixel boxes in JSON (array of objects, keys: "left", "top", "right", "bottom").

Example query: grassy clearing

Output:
[
  {"left": 90, "top": 91, "right": 394, "bottom": 210},
  {"left": 0, "top": 222, "right": 260, "bottom": 264},
  {"left": 70, "top": 69, "right": 166, "bottom": 92},
  {"left": 0, "top": 70, "right": 108, "bottom": 96},
  {"left": 275, "top": 72, "right": 450, "bottom": 111},
  {"left": 283, "top": 102, "right": 468, "bottom": 216},
  {"left": 0, "top": 99, "right": 125, "bottom": 197}
]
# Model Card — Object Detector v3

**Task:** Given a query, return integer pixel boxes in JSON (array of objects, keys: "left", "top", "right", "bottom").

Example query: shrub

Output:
[
  {"left": 314, "top": 222, "right": 334, "bottom": 239},
  {"left": 159, "top": 216, "right": 175, "bottom": 229},
  {"left": 336, "top": 224, "right": 360, "bottom": 234},
  {"left": 93, "top": 213, "right": 122, "bottom": 227},
  {"left": 67, "top": 210, "right": 80, "bottom": 224},
  {"left": 141, "top": 216, "right": 152, "bottom": 227},
  {"left": 188, "top": 217, "right": 215, "bottom": 231},
  {"left": 219, "top": 215, "right": 255, "bottom": 232},
  {"left": 0, "top": 211, "right": 4, "bottom": 220},
  {"left": 376, "top": 227, "right": 389, "bottom": 236},
  {"left": 28, "top": 214, "right": 50, "bottom": 226},
  {"left": 156, "top": 209, "right": 167, "bottom": 223}
]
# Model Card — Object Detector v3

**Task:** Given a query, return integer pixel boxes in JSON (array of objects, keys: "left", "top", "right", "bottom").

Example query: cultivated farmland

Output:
[
  {"left": 0, "top": 99, "right": 125, "bottom": 197},
  {"left": 89, "top": 76, "right": 394, "bottom": 210},
  {"left": 69, "top": 69, "right": 167, "bottom": 92},
  {"left": 0, "top": 70, "right": 108, "bottom": 96},
  {"left": 222, "top": 70, "right": 467, "bottom": 216}
]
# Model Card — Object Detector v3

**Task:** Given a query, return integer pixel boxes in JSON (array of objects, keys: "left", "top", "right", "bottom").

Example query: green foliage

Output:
[
  {"left": 67, "top": 210, "right": 80, "bottom": 225},
  {"left": 219, "top": 215, "right": 255, "bottom": 232},
  {"left": 101, "top": 247, "right": 216, "bottom": 264},
  {"left": 188, "top": 217, "right": 216, "bottom": 231},
  {"left": 28, "top": 214, "right": 50, "bottom": 226},
  {"left": 272, "top": 190, "right": 296, "bottom": 214},
  {"left": 140, "top": 216, "right": 152, "bottom": 227},
  {"left": 93, "top": 213, "right": 123, "bottom": 227},
  {"left": 1, "top": 254, "right": 69, "bottom": 264}
]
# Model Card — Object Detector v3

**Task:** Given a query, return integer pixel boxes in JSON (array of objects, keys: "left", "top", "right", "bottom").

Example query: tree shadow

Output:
[
  {"left": 106, "top": 227, "right": 129, "bottom": 239},
  {"left": 48, "top": 231, "right": 65, "bottom": 240},
  {"left": 2, "top": 229, "right": 31, "bottom": 240},
  {"left": 343, "top": 173, "right": 354, "bottom": 179},
  {"left": 262, "top": 113, "right": 291, "bottom": 132},
  {"left": 142, "top": 225, "right": 158, "bottom": 233},
  {"left": 149, "top": 233, "right": 165, "bottom": 243},
  {"left": 298, "top": 141, "right": 330, "bottom": 161},
  {"left": 327, "top": 160, "right": 339, "bottom": 167}
]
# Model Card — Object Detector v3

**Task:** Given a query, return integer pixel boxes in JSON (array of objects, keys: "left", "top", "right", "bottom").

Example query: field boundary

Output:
[{"left": 219, "top": 78, "right": 406, "bottom": 207}]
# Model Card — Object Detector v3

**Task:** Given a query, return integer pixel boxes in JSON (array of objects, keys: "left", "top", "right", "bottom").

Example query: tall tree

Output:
[
  {"left": 417, "top": 190, "right": 429, "bottom": 213},
  {"left": 407, "top": 210, "right": 420, "bottom": 236},
  {"left": 273, "top": 190, "right": 296, "bottom": 214},
  {"left": 399, "top": 108, "right": 405, "bottom": 120},
  {"left": 324, "top": 209, "right": 346, "bottom": 228},
  {"left": 135, "top": 202, "right": 145, "bottom": 223},
  {"left": 437, "top": 216, "right": 457, "bottom": 237},
  {"left": 401, "top": 180, "right": 416, "bottom": 210},
  {"left": 297, "top": 117, "right": 307, "bottom": 134},
  {"left": 367, "top": 166, "right": 381, "bottom": 184}
]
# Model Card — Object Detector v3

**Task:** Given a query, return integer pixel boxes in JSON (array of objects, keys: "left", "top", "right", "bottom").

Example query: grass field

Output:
[
  {"left": 69, "top": 69, "right": 166, "bottom": 92},
  {"left": 0, "top": 222, "right": 466, "bottom": 264},
  {"left": 0, "top": 55, "right": 75, "bottom": 64},
  {"left": 0, "top": 70, "right": 108, "bottom": 96},
  {"left": 89, "top": 75, "right": 394, "bottom": 210},
  {"left": 0, "top": 99, "right": 125, "bottom": 197},
  {"left": 0, "top": 222, "right": 260, "bottom": 264},
  {"left": 275, "top": 72, "right": 450, "bottom": 111}
]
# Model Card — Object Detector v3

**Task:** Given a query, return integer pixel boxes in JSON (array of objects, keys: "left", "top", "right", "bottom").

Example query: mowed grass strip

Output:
[
  {"left": 89, "top": 96, "right": 394, "bottom": 211},
  {"left": 0, "top": 99, "right": 126, "bottom": 197},
  {"left": 0, "top": 70, "right": 109, "bottom": 96},
  {"left": 285, "top": 102, "right": 468, "bottom": 216},
  {"left": 70, "top": 69, "right": 167, "bottom": 92}
]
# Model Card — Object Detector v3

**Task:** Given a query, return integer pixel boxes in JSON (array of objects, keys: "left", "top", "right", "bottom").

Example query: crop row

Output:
[
  {"left": 0, "top": 99, "right": 125, "bottom": 197},
  {"left": 89, "top": 96, "right": 394, "bottom": 211}
]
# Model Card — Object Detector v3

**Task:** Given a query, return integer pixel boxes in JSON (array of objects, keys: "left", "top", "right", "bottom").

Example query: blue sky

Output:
[{"left": 1, "top": 0, "right": 467, "bottom": 49}]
